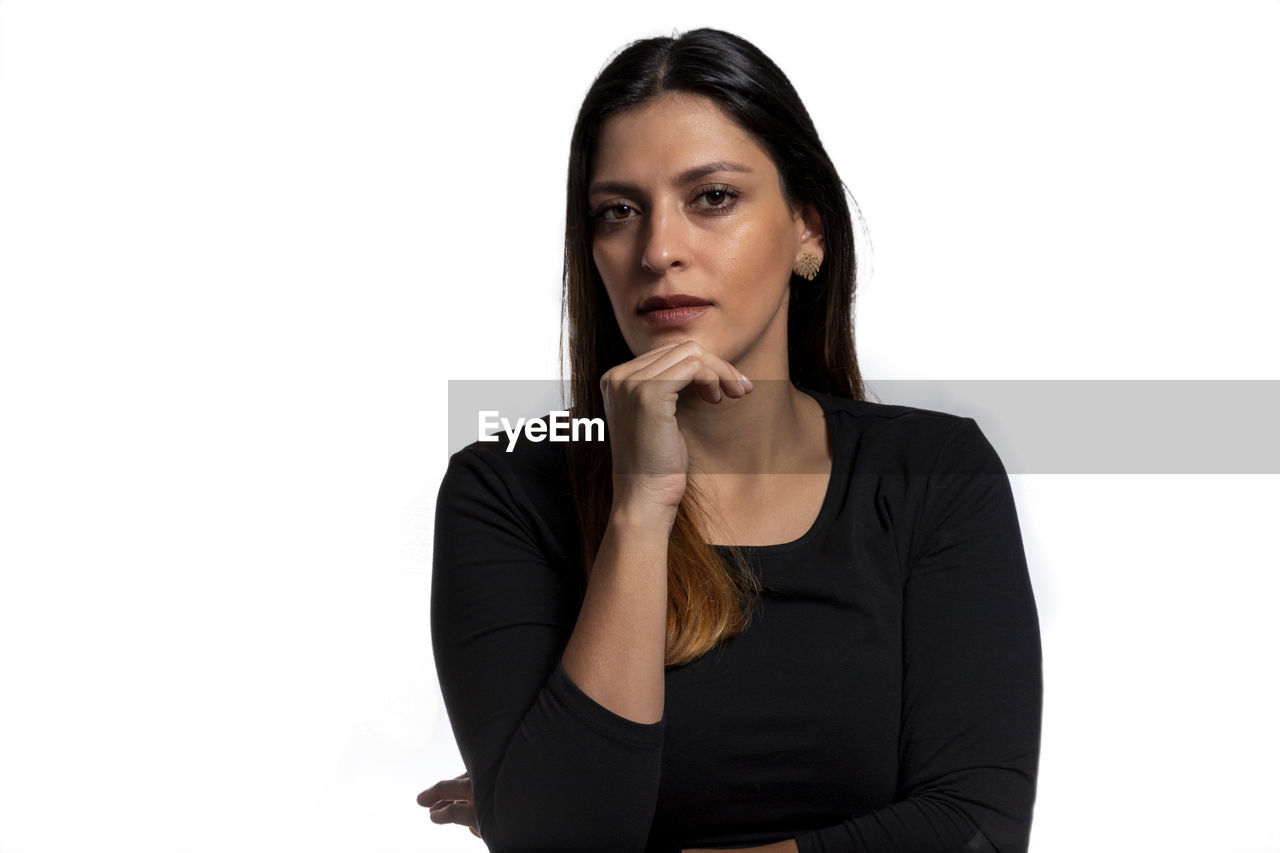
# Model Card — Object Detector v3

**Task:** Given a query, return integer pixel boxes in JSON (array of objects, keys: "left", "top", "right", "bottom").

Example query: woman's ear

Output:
[{"left": 793, "top": 202, "right": 825, "bottom": 261}]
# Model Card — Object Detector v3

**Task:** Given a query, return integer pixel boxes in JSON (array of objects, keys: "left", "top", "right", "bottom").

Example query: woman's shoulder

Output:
[
  {"left": 807, "top": 389, "right": 994, "bottom": 474},
  {"left": 440, "top": 413, "right": 582, "bottom": 564},
  {"left": 450, "top": 409, "right": 576, "bottom": 489}
]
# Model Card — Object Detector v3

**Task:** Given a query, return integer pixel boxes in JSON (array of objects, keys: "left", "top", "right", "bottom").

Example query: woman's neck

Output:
[{"left": 676, "top": 378, "right": 825, "bottom": 481}]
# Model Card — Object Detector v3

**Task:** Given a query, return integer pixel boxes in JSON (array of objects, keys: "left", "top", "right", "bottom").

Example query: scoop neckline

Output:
[{"left": 706, "top": 384, "right": 844, "bottom": 557}]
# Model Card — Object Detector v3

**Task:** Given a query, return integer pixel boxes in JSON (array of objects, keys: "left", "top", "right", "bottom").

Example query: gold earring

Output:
[{"left": 794, "top": 251, "right": 822, "bottom": 281}]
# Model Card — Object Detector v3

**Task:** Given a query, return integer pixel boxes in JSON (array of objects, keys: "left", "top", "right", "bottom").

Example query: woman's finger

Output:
[
  {"left": 654, "top": 355, "right": 731, "bottom": 404},
  {"left": 416, "top": 773, "right": 473, "bottom": 807},
  {"left": 616, "top": 340, "right": 686, "bottom": 374},
  {"left": 626, "top": 340, "right": 750, "bottom": 398},
  {"left": 428, "top": 800, "right": 477, "bottom": 828},
  {"left": 599, "top": 341, "right": 684, "bottom": 393}
]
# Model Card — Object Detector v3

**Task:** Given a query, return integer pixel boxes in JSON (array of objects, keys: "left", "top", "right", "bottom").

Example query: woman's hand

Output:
[
  {"left": 415, "top": 769, "right": 799, "bottom": 851},
  {"left": 416, "top": 771, "right": 481, "bottom": 839},
  {"left": 602, "top": 339, "right": 753, "bottom": 513}
]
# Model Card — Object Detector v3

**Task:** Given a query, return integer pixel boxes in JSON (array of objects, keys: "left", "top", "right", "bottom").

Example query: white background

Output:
[{"left": 1, "top": 1, "right": 1278, "bottom": 851}]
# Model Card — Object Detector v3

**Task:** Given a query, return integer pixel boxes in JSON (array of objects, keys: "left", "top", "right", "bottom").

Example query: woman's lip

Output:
[{"left": 640, "top": 305, "right": 712, "bottom": 327}]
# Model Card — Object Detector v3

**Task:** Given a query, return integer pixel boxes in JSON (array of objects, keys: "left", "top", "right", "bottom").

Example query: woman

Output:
[{"left": 419, "top": 27, "right": 1042, "bottom": 853}]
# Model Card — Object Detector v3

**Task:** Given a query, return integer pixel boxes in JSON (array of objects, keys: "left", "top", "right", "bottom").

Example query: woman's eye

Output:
[
  {"left": 696, "top": 187, "right": 740, "bottom": 212},
  {"left": 591, "top": 187, "right": 739, "bottom": 224},
  {"left": 594, "top": 203, "right": 635, "bottom": 222}
]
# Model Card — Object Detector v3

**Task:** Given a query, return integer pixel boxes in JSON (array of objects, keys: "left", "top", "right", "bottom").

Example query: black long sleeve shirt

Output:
[{"left": 430, "top": 387, "right": 1043, "bottom": 852}]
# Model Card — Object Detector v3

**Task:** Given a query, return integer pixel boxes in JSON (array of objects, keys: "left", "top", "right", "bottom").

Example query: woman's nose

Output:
[{"left": 639, "top": 201, "right": 690, "bottom": 274}]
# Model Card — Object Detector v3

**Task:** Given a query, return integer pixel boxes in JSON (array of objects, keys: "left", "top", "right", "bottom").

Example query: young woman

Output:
[{"left": 418, "top": 28, "right": 1043, "bottom": 853}]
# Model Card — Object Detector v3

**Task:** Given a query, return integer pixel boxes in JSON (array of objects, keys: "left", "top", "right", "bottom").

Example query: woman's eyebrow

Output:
[{"left": 588, "top": 160, "right": 754, "bottom": 197}]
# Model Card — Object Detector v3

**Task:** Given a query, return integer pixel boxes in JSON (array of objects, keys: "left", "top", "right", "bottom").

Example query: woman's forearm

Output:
[{"left": 559, "top": 500, "right": 674, "bottom": 725}]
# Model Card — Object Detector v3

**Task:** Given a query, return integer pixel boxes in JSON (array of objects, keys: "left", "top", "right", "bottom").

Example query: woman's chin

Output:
[{"left": 643, "top": 332, "right": 716, "bottom": 360}]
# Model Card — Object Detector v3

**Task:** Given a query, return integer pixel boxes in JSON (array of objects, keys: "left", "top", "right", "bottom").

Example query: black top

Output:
[{"left": 430, "top": 387, "right": 1043, "bottom": 853}]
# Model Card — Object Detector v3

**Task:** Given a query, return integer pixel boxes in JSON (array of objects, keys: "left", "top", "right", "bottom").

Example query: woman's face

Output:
[{"left": 588, "top": 92, "right": 824, "bottom": 371}]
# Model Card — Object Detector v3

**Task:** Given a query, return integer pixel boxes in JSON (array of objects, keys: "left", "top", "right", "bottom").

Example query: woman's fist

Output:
[
  {"left": 601, "top": 339, "right": 753, "bottom": 512},
  {"left": 416, "top": 771, "right": 481, "bottom": 839}
]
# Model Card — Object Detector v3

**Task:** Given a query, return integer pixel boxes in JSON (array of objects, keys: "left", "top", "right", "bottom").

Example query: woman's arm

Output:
[
  {"left": 561, "top": 497, "right": 673, "bottom": 727},
  {"left": 430, "top": 445, "right": 671, "bottom": 853},
  {"left": 794, "top": 417, "right": 1044, "bottom": 853}
]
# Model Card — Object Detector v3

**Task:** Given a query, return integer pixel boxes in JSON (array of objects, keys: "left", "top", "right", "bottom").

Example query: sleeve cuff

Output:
[
  {"left": 793, "top": 830, "right": 823, "bottom": 853},
  {"left": 546, "top": 660, "right": 664, "bottom": 750}
]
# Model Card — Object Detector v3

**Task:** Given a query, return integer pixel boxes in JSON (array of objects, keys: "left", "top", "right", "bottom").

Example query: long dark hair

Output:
[{"left": 560, "top": 27, "right": 867, "bottom": 666}]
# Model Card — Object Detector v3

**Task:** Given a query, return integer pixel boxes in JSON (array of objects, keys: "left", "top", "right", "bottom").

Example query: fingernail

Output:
[{"left": 740, "top": 375, "right": 754, "bottom": 391}]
